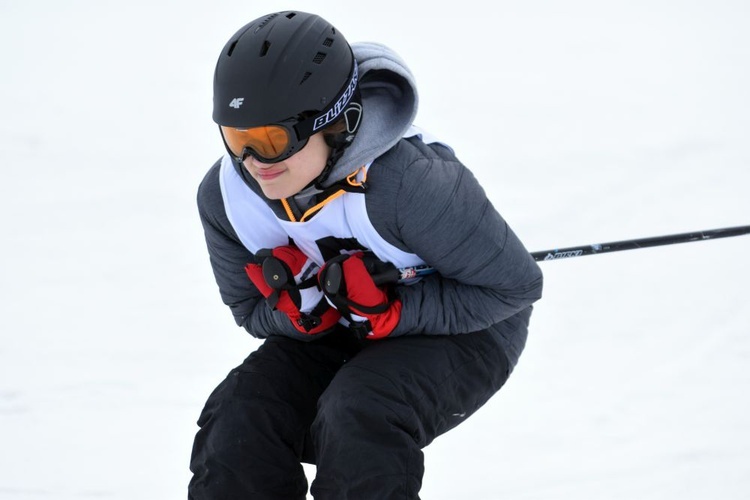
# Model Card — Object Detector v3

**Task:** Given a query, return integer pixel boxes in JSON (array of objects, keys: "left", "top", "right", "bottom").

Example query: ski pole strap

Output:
[
  {"left": 257, "top": 250, "right": 319, "bottom": 310},
  {"left": 295, "top": 299, "right": 333, "bottom": 333},
  {"left": 320, "top": 260, "right": 391, "bottom": 315},
  {"left": 319, "top": 255, "right": 393, "bottom": 340}
]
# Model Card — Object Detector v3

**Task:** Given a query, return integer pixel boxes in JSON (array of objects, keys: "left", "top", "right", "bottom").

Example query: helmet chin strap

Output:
[{"left": 312, "top": 148, "right": 344, "bottom": 190}]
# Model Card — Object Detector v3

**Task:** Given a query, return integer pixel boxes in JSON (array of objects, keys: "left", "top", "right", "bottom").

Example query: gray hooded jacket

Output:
[{"left": 197, "top": 42, "right": 543, "bottom": 368}]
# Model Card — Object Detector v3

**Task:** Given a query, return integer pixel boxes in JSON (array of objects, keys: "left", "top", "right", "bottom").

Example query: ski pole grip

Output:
[
  {"left": 262, "top": 256, "right": 291, "bottom": 290},
  {"left": 371, "top": 267, "right": 401, "bottom": 286},
  {"left": 322, "top": 261, "right": 344, "bottom": 295}
]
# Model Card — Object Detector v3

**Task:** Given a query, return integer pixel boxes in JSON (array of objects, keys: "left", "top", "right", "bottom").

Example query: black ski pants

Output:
[{"left": 188, "top": 326, "right": 512, "bottom": 500}]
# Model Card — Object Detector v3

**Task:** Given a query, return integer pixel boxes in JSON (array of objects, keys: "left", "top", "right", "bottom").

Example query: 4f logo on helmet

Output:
[{"left": 229, "top": 98, "right": 245, "bottom": 109}]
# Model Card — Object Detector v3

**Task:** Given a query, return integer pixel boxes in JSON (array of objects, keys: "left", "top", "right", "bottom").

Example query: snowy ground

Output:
[{"left": 1, "top": 1, "right": 748, "bottom": 499}]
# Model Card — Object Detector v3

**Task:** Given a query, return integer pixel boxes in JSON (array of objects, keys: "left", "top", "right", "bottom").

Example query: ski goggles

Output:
[
  {"left": 221, "top": 61, "right": 359, "bottom": 164},
  {"left": 220, "top": 120, "right": 306, "bottom": 164}
]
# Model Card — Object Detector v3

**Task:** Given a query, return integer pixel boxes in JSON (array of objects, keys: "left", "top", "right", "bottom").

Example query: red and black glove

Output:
[
  {"left": 245, "top": 245, "right": 340, "bottom": 335},
  {"left": 318, "top": 252, "right": 402, "bottom": 340}
]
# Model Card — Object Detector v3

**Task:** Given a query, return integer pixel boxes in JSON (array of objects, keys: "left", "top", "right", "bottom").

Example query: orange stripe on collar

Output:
[
  {"left": 281, "top": 198, "right": 297, "bottom": 222},
  {"left": 298, "top": 189, "right": 346, "bottom": 222},
  {"left": 282, "top": 166, "right": 367, "bottom": 223}
]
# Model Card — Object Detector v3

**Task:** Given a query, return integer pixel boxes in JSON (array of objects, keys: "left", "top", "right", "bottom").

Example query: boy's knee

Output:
[{"left": 313, "top": 366, "right": 423, "bottom": 445}]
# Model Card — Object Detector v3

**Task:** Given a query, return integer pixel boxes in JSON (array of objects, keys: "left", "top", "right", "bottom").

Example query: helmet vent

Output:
[
  {"left": 299, "top": 72, "right": 312, "bottom": 85},
  {"left": 312, "top": 52, "right": 327, "bottom": 64},
  {"left": 260, "top": 40, "right": 271, "bottom": 57},
  {"left": 254, "top": 13, "right": 279, "bottom": 33},
  {"left": 322, "top": 37, "right": 334, "bottom": 47}
]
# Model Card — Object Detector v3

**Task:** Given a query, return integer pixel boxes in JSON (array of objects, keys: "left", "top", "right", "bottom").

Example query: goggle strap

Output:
[{"left": 294, "top": 60, "right": 359, "bottom": 139}]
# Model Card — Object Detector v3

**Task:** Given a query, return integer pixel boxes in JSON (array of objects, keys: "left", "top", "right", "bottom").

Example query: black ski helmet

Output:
[{"left": 213, "top": 11, "right": 361, "bottom": 165}]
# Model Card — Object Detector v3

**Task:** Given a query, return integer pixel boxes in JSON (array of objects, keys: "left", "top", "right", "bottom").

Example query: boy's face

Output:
[{"left": 242, "top": 132, "right": 330, "bottom": 200}]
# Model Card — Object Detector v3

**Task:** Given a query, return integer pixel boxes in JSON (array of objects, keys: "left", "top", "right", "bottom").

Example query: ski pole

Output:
[
  {"left": 531, "top": 224, "right": 750, "bottom": 261},
  {"left": 376, "top": 224, "right": 750, "bottom": 282}
]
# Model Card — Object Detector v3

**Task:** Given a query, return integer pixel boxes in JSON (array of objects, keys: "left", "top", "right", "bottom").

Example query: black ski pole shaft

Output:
[
  {"left": 531, "top": 225, "right": 750, "bottom": 262},
  {"left": 373, "top": 225, "right": 750, "bottom": 283}
]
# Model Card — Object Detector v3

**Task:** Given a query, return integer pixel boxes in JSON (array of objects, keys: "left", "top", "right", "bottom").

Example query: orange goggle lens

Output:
[{"left": 220, "top": 125, "right": 292, "bottom": 161}]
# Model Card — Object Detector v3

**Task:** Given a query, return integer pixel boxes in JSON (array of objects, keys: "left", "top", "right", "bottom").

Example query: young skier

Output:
[{"left": 189, "top": 10, "right": 543, "bottom": 499}]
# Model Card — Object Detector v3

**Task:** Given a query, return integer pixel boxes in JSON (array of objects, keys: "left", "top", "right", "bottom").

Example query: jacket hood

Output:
[{"left": 321, "top": 42, "right": 419, "bottom": 186}]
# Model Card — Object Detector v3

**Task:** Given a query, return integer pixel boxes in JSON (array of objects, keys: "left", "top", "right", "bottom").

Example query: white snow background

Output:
[{"left": 1, "top": 1, "right": 749, "bottom": 498}]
